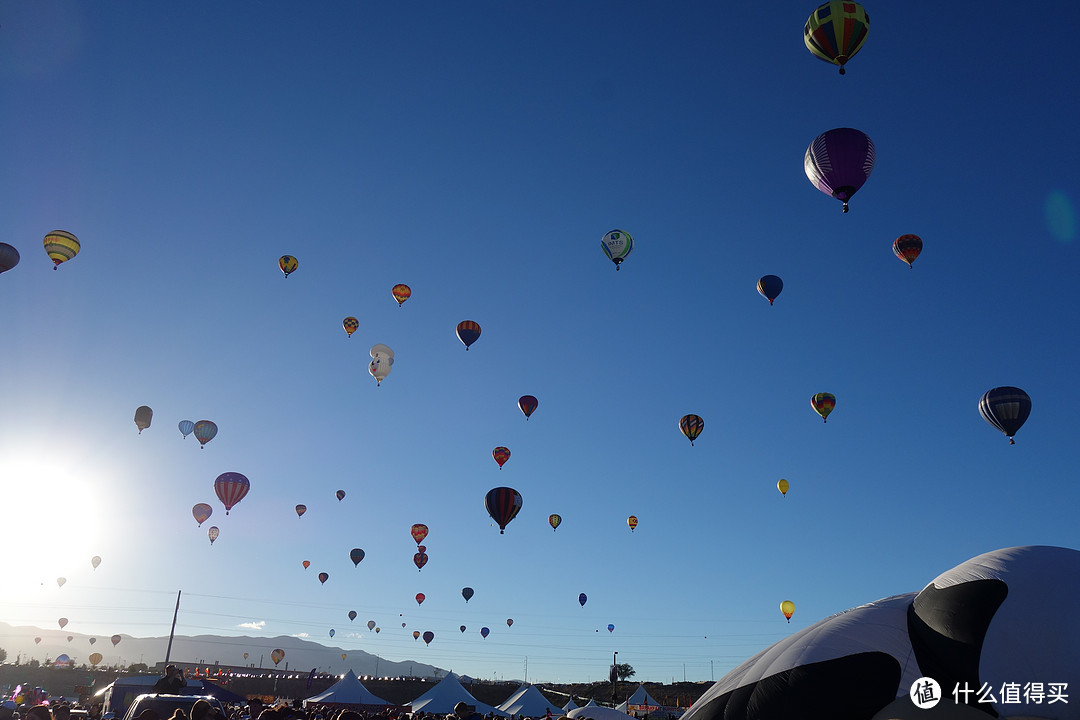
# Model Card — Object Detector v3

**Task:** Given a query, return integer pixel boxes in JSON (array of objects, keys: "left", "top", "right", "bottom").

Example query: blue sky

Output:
[{"left": 2, "top": 1, "right": 1079, "bottom": 685}]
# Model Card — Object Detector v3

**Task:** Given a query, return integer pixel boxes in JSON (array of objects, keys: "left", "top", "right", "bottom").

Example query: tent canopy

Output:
[
  {"left": 408, "top": 674, "right": 507, "bottom": 717},
  {"left": 304, "top": 670, "right": 392, "bottom": 708},
  {"left": 496, "top": 684, "right": 562, "bottom": 717}
]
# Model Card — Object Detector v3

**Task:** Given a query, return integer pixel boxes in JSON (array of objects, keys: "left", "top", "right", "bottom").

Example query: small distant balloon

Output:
[
  {"left": 480, "top": 627, "right": 490, "bottom": 638},
  {"left": 243, "top": 652, "right": 249, "bottom": 660},
  {"left": 608, "top": 624, "right": 615, "bottom": 633},
  {"left": 0, "top": 242, "right": 20, "bottom": 274},
  {"left": 192, "top": 503, "right": 213, "bottom": 526},
  {"left": 67, "top": 635, "right": 73, "bottom": 642},
  {"left": 57, "top": 577, "right": 66, "bottom": 588},
  {"left": 336, "top": 489, "right": 346, "bottom": 501},
  {"left": 295, "top": 504, "right": 307, "bottom": 518},
  {"left": 35, "top": 637, "right": 42, "bottom": 644},
  {"left": 579, "top": 593, "right": 587, "bottom": 607},
  {"left": 411, "top": 523, "right": 429, "bottom": 545},
  {"left": 392, "top": 284, "right": 412, "bottom": 307},
  {"left": 89, "top": 637, "right": 96, "bottom": 645},
  {"left": 462, "top": 587, "right": 474, "bottom": 603},
  {"left": 343, "top": 317, "right": 359, "bottom": 337},
  {"left": 89, "top": 652, "right": 103, "bottom": 666},
  {"left": 600, "top": 229, "right": 634, "bottom": 270},
  {"left": 350, "top": 548, "right": 365, "bottom": 566},
  {"left": 777, "top": 478, "right": 790, "bottom": 497},
  {"left": 208, "top": 526, "right": 220, "bottom": 545},
  {"left": 271, "top": 648, "right": 285, "bottom": 666},
  {"left": 412, "top": 631, "right": 420, "bottom": 640},
  {"left": 548, "top": 514, "right": 562, "bottom": 531},
  {"left": 375, "top": 627, "right": 380, "bottom": 633},
  {"left": 422, "top": 630, "right": 434, "bottom": 645},
  {"left": 456, "top": 320, "right": 482, "bottom": 350},
  {"left": 413, "top": 552, "right": 428, "bottom": 571},
  {"left": 756, "top": 275, "right": 784, "bottom": 305},
  {"left": 342, "top": 653, "right": 347, "bottom": 660},
  {"left": 811, "top": 393, "right": 836, "bottom": 423},
  {"left": 781, "top": 600, "right": 795, "bottom": 622},
  {"left": 679, "top": 414, "right": 704, "bottom": 446},
  {"left": 111, "top": 634, "right": 122, "bottom": 646},
  {"left": 492, "top": 446, "right": 510, "bottom": 469},
  {"left": 518, "top": 395, "right": 538, "bottom": 420},
  {"left": 178, "top": 420, "right": 195, "bottom": 438},
  {"left": 193, "top": 420, "right": 218, "bottom": 448},
  {"left": 58, "top": 617, "right": 68, "bottom": 629},
  {"left": 979, "top": 386, "right": 1032, "bottom": 444},
  {"left": 893, "top": 234, "right": 923, "bottom": 268},
  {"left": 627, "top": 515, "right": 638, "bottom": 532},
  {"left": 506, "top": 618, "right": 514, "bottom": 628},
  {"left": 318, "top": 572, "right": 329, "bottom": 584},
  {"left": 415, "top": 592, "right": 426, "bottom": 605},
  {"left": 134, "top": 405, "right": 153, "bottom": 433},
  {"left": 43, "top": 230, "right": 80, "bottom": 268},
  {"left": 302, "top": 560, "right": 311, "bottom": 569},
  {"left": 367, "top": 620, "right": 376, "bottom": 631},
  {"left": 348, "top": 610, "right": 357, "bottom": 621},
  {"left": 460, "top": 625, "right": 466, "bottom": 633},
  {"left": 278, "top": 255, "right": 298, "bottom": 277},
  {"left": 91, "top": 555, "right": 101, "bottom": 569},
  {"left": 329, "top": 629, "right": 335, "bottom": 638}
]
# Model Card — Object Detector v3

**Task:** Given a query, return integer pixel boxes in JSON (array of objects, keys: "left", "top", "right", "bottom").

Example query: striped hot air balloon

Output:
[
  {"left": 214, "top": 472, "right": 250, "bottom": 514},
  {"left": 485, "top": 486, "right": 522, "bottom": 534},
  {"left": 804, "top": 1, "right": 870, "bottom": 75},
  {"left": 44, "top": 230, "right": 80, "bottom": 268}
]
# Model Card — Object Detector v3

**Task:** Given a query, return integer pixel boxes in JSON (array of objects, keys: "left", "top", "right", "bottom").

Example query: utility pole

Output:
[
  {"left": 611, "top": 651, "right": 618, "bottom": 707},
  {"left": 165, "top": 590, "right": 182, "bottom": 662}
]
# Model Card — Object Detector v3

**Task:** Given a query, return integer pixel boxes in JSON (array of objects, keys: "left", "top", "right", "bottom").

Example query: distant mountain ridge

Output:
[{"left": 0, "top": 622, "right": 442, "bottom": 677}]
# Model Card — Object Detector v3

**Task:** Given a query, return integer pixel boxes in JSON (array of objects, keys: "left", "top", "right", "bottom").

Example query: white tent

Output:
[
  {"left": 563, "top": 699, "right": 579, "bottom": 713},
  {"left": 304, "top": 669, "right": 392, "bottom": 708},
  {"left": 408, "top": 673, "right": 507, "bottom": 716},
  {"left": 617, "top": 685, "right": 662, "bottom": 713},
  {"left": 496, "top": 684, "right": 562, "bottom": 718}
]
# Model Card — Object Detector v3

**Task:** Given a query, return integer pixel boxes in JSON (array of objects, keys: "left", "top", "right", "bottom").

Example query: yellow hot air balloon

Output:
[
  {"left": 780, "top": 600, "right": 795, "bottom": 622},
  {"left": 627, "top": 515, "right": 638, "bottom": 532},
  {"left": 279, "top": 255, "right": 298, "bottom": 277},
  {"left": 804, "top": 1, "right": 870, "bottom": 75},
  {"left": 44, "top": 230, "right": 80, "bottom": 269},
  {"left": 342, "top": 653, "right": 347, "bottom": 660},
  {"left": 89, "top": 652, "right": 103, "bottom": 666},
  {"left": 777, "top": 479, "right": 790, "bottom": 497},
  {"left": 270, "top": 648, "right": 285, "bottom": 665}
]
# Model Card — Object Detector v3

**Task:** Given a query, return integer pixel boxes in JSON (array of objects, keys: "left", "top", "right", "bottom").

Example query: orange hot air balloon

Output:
[
  {"left": 411, "top": 523, "right": 429, "bottom": 545},
  {"left": 392, "top": 284, "right": 412, "bottom": 306},
  {"left": 781, "top": 600, "right": 795, "bottom": 622},
  {"left": 343, "top": 317, "right": 359, "bottom": 337},
  {"left": 342, "top": 653, "right": 347, "bottom": 660},
  {"left": 302, "top": 560, "right": 311, "bottom": 569},
  {"left": 412, "top": 631, "right": 421, "bottom": 640},
  {"left": 627, "top": 515, "right": 638, "bottom": 532},
  {"left": 415, "top": 592, "right": 426, "bottom": 605},
  {"left": 492, "top": 446, "right": 510, "bottom": 469}
]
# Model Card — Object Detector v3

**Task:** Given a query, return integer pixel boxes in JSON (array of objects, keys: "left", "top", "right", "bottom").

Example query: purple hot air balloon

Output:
[{"left": 804, "top": 128, "right": 876, "bottom": 213}]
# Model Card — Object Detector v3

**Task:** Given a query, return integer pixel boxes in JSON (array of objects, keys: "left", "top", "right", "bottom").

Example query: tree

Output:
[
  {"left": 615, "top": 663, "right": 635, "bottom": 681},
  {"left": 0, "top": 647, "right": 7, "bottom": 663}
]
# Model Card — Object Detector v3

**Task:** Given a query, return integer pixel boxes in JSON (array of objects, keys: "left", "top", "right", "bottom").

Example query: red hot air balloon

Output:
[
  {"left": 492, "top": 446, "right": 510, "bottom": 469},
  {"left": 415, "top": 593, "right": 426, "bottom": 605},
  {"left": 518, "top": 395, "right": 538, "bottom": 420},
  {"left": 804, "top": 128, "right": 876, "bottom": 213},
  {"left": 302, "top": 560, "right": 311, "bottom": 569},
  {"left": 456, "top": 321, "right": 481, "bottom": 350},
  {"left": 318, "top": 572, "right": 329, "bottom": 584},
  {"left": 485, "top": 487, "right": 523, "bottom": 534},
  {"left": 422, "top": 631, "right": 434, "bottom": 645},
  {"left": 392, "top": 284, "right": 412, "bottom": 306},
  {"left": 214, "top": 472, "right": 250, "bottom": 514},
  {"left": 893, "top": 234, "right": 923, "bottom": 268},
  {"left": 414, "top": 552, "right": 428, "bottom": 570},
  {"left": 410, "top": 524, "right": 429, "bottom": 545}
]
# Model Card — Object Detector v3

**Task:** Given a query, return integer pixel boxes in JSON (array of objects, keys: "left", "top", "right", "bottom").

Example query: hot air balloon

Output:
[
  {"left": 601, "top": 229, "right": 634, "bottom": 270},
  {"left": 329, "top": 629, "right": 336, "bottom": 638},
  {"left": 348, "top": 610, "right": 357, "bottom": 621},
  {"left": 91, "top": 555, "right": 101, "bottom": 569},
  {"left": 422, "top": 631, "right": 434, "bottom": 645},
  {"left": 979, "top": 387, "right": 1032, "bottom": 444},
  {"left": 66, "top": 636, "right": 73, "bottom": 642},
  {"left": 278, "top": 255, "right": 298, "bottom": 277},
  {"left": 627, "top": 515, "right": 638, "bottom": 532},
  {"left": 243, "top": 652, "right": 249, "bottom": 660},
  {"left": 679, "top": 414, "right": 704, "bottom": 446},
  {"left": 369, "top": 344, "right": 394, "bottom": 385},
  {"left": 392, "top": 284, "right": 412, "bottom": 306},
  {"left": 549, "top": 514, "right": 562, "bottom": 532},
  {"left": 111, "top": 634, "right": 122, "bottom": 646},
  {"left": 506, "top": 618, "right": 514, "bottom": 628},
  {"left": 811, "top": 393, "right": 836, "bottom": 422},
  {"left": 804, "top": 128, "right": 876, "bottom": 213},
  {"left": 208, "top": 526, "right": 219, "bottom": 545},
  {"left": 777, "top": 479, "right": 790, "bottom": 497},
  {"left": 780, "top": 600, "right": 795, "bottom": 622},
  {"left": 803, "top": 1, "right": 870, "bottom": 75},
  {"left": 415, "top": 593, "right": 426, "bottom": 605},
  {"left": 414, "top": 552, "right": 428, "bottom": 571},
  {"left": 462, "top": 587, "right": 474, "bottom": 603},
  {"left": 456, "top": 321, "right": 481, "bottom": 350},
  {"left": 178, "top": 420, "right": 195, "bottom": 438},
  {"left": 893, "top": 234, "right": 923, "bottom": 268},
  {"left": 343, "top": 317, "right": 359, "bottom": 337},
  {"left": 44, "top": 230, "right": 80, "bottom": 268},
  {"left": 481, "top": 627, "right": 490, "bottom": 638},
  {"left": 608, "top": 624, "right": 615, "bottom": 633},
  {"left": 367, "top": 620, "right": 376, "bottom": 631},
  {"left": 270, "top": 649, "right": 285, "bottom": 666},
  {"left": 756, "top": 275, "right": 784, "bottom": 305},
  {"left": 492, "top": 446, "right": 510, "bottom": 469},
  {"left": 193, "top": 420, "right": 218, "bottom": 448},
  {"left": 485, "top": 487, "right": 522, "bottom": 534},
  {"left": 302, "top": 560, "right": 311, "bottom": 569},
  {"left": 34, "top": 637, "right": 42, "bottom": 644},
  {"left": 89, "top": 637, "right": 96, "bottom": 645},
  {"left": 412, "top": 630, "right": 421, "bottom": 640},
  {"left": 57, "top": 577, "right": 66, "bottom": 588},
  {"left": 336, "top": 489, "right": 346, "bottom": 501},
  {"left": 375, "top": 627, "right": 380, "bottom": 633},
  {"left": 342, "top": 653, "right": 347, "bottom": 660},
  {"left": 350, "top": 548, "right": 366, "bottom": 566},
  {"left": 318, "top": 572, "right": 329, "bottom": 584},
  {"left": 295, "top": 504, "right": 307, "bottom": 518},
  {"left": 58, "top": 618, "right": 68, "bottom": 629},
  {"left": 89, "top": 652, "right": 103, "bottom": 666},
  {"left": 134, "top": 406, "right": 153, "bottom": 433},
  {"left": 411, "top": 524, "right": 429, "bottom": 545},
  {"left": 518, "top": 395, "right": 538, "bottom": 420},
  {"left": 214, "top": 472, "right": 250, "bottom": 514},
  {"left": 0, "top": 242, "right": 20, "bottom": 273},
  {"left": 192, "top": 503, "right": 212, "bottom": 526},
  {"left": 579, "top": 593, "right": 588, "bottom": 607},
  {"left": 460, "top": 625, "right": 466, "bottom": 633}
]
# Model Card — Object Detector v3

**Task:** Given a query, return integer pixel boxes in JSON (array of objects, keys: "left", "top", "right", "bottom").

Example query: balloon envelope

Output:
[
  {"left": 91, "top": 555, "right": 101, "bottom": 569},
  {"left": 343, "top": 317, "right": 359, "bottom": 337},
  {"left": 412, "top": 631, "right": 420, "bottom": 640},
  {"left": 600, "top": 229, "right": 634, "bottom": 269},
  {"left": 270, "top": 649, "right": 285, "bottom": 665},
  {"left": 350, "top": 548, "right": 365, "bottom": 566},
  {"left": 756, "top": 275, "right": 784, "bottom": 305},
  {"left": 278, "top": 255, "right": 298, "bottom": 277},
  {"left": 207, "top": 526, "right": 219, "bottom": 544},
  {"left": 549, "top": 513, "right": 562, "bottom": 531},
  {"left": 318, "top": 572, "right": 329, "bottom": 584},
  {"left": 680, "top": 414, "right": 704, "bottom": 445},
  {"left": 58, "top": 617, "right": 68, "bottom": 629},
  {"left": 392, "top": 284, "right": 412, "bottom": 306},
  {"left": 336, "top": 489, "right": 346, "bottom": 501},
  {"left": 777, "top": 479, "right": 790, "bottom": 496},
  {"left": 329, "top": 629, "right": 335, "bottom": 637},
  {"left": 579, "top": 593, "right": 588, "bottom": 607},
  {"left": 481, "top": 627, "right": 490, "bottom": 638},
  {"left": 414, "top": 552, "right": 428, "bottom": 570},
  {"left": 302, "top": 560, "right": 311, "bottom": 569},
  {"left": 295, "top": 504, "right": 307, "bottom": 518},
  {"left": 462, "top": 587, "right": 474, "bottom": 602},
  {"left": 416, "top": 592, "right": 426, "bottom": 605},
  {"left": 89, "top": 652, "right": 103, "bottom": 666},
  {"left": 492, "top": 446, "right": 510, "bottom": 468},
  {"left": 804, "top": 128, "right": 876, "bottom": 212},
  {"left": 979, "top": 387, "right": 1032, "bottom": 444},
  {"left": 89, "top": 637, "right": 96, "bottom": 645},
  {"left": 57, "top": 577, "right": 66, "bottom": 588},
  {"left": 811, "top": 393, "right": 836, "bottom": 422},
  {"left": 192, "top": 503, "right": 213, "bottom": 526},
  {"left": 348, "top": 610, "right": 357, "bottom": 621},
  {"left": 893, "top": 234, "right": 923, "bottom": 267},
  {"left": 193, "top": 420, "right": 218, "bottom": 447},
  {"left": 411, "top": 523, "right": 429, "bottom": 544},
  {"left": 485, "top": 487, "right": 523, "bottom": 534},
  {"left": 628, "top": 515, "right": 638, "bottom": 532},
  {"left": 518, "top": 395, "right": 538, "bottom": 420},
  {"left": 178, "top": 420, "right": 195, "bottom": 438},
  {"left": 608, "top": 624, "right": 615, "bottom": 632},
  {"left": 111, "top": 634, "right": 122, "bottom": 646},
  {"left": 0, "top": 242, "right": 20, "bottom": 273},
  {"left": 456, "top": 320, "right": 481, "bottom": 350},
  {"left": 460, "top": 625, "right": 467, "bottom": 633},
  {"left": 506, "top": 618, "right": 514, "bottom": 627},
  {"left": 367, "top": 620, "right": 376, "bottom": 631},
  {"left": 804, "top": 1, "right": 870, "bottom": 74},
  {"left": 214, "top": 472, "right": 250, "bottom": 514},
  {"left": 134, "top": 405, "right": 153, "bottom": 433},
  {"left": 780, "top": 600, "right": 795, "bottom": 621},
  {"left": 43, "top": 230, "right": 80, "bottom": 267},
  {"left": 423, "top": 631, "right": 434, "bottom": 645}
]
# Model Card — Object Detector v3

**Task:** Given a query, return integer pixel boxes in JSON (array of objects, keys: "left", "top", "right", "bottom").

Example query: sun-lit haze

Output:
[{"left": 2, "top": 1, "right": 1079, "bottom": 685}]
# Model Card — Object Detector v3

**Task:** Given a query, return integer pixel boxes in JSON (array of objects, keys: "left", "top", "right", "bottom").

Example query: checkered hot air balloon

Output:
[{"left": 804, "top": 1, "right": 870, "bottom": 75}]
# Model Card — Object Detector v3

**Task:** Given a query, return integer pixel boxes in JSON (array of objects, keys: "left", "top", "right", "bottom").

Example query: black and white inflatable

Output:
[{"left": 683, "top": 546, "right": 1080, "bottom": 720}]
